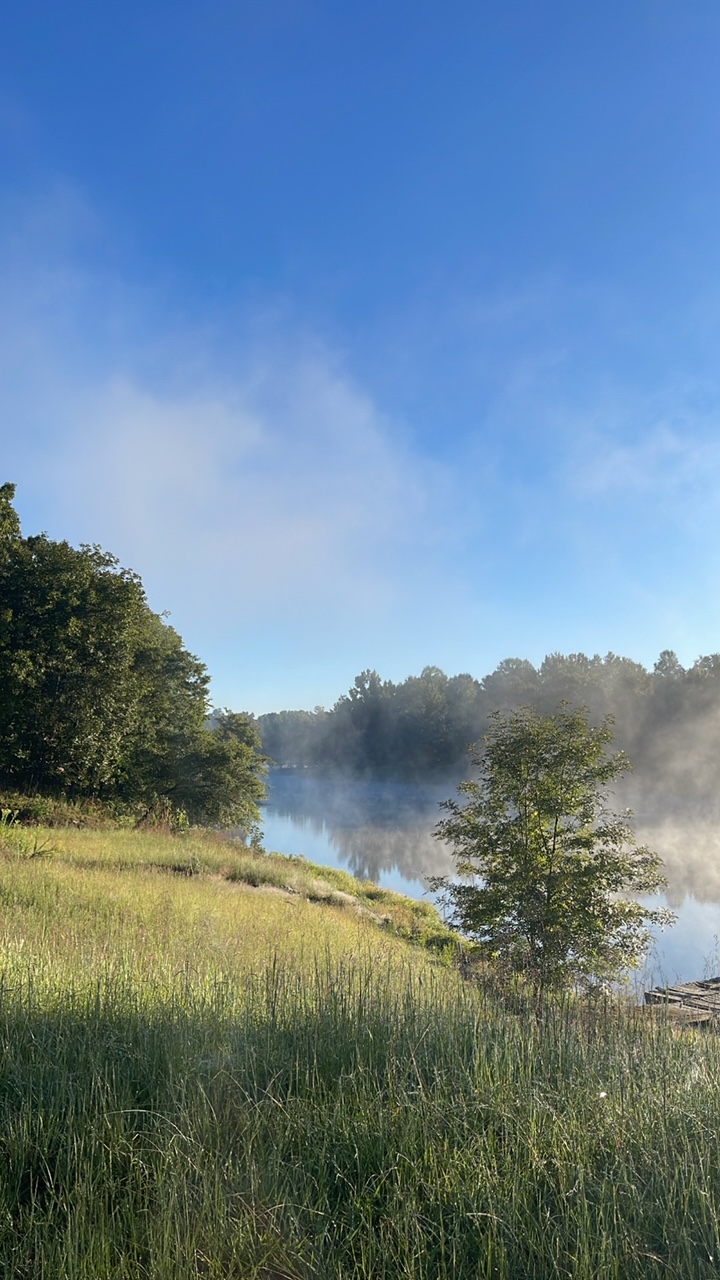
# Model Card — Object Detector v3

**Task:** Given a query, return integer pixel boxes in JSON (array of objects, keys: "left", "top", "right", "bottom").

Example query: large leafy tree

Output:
[
  {"left": 0, "top": 513, "right": 150, "bottom": 796},
  {"left": 0, "top": 484, "right": 266, "bottom": 826},
  {"left": 165, "top": 711, "right": 269, "bottom": 836},
  {"left": 432, "top": 705, "right": 673, "bottom": 996}
]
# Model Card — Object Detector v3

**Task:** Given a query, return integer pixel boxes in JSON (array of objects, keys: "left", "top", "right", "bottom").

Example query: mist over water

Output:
[
  {"left": 261, "top": 771, "right": 458, "bottom": 891},
  {"left": 261, "top": 768, "right": 720, "bottom": 985}
]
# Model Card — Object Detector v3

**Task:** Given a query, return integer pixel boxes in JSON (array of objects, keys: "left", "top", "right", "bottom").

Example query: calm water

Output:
[{"left": 261, "top": 769, "right": 720, "bottom": 984}]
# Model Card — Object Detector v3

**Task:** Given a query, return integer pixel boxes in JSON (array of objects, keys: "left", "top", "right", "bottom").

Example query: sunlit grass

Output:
[
  {"left": 4, "top": 823, "right": 453, "bottom": 948},
  {"left": 0, "top": 828, "right": 718, "bottom": 1276}
]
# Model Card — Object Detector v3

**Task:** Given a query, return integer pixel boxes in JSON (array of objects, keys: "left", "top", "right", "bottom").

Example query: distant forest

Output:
[{"left": 258, "top": 653, "right": 720, "bottom": 810}]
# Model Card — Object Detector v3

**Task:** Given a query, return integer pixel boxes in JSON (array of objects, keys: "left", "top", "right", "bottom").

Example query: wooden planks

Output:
[{"left": 644, "top": 975, "right": 720, "bottom": 1023}]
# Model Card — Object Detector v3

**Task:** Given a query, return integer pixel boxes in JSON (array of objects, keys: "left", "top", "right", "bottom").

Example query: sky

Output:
[{"left": 2, "top": 0, "right": 720, "bottom": 713}]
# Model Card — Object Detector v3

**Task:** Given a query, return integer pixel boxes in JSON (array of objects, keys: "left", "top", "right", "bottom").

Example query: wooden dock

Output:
[{"left": 644, "top": 976, "right": 720, "bottom": 1025}]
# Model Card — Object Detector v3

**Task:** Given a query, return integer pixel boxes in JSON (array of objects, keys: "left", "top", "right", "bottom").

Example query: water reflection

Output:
[
  {"left": 261, "top": 770, "right": 458, "bottom": 887},
  {"left": 634, "top": 819, "right": 720, "bottom": 910},
  {"left": 260, "top": 769, "right": 720, "bottom": 981}
]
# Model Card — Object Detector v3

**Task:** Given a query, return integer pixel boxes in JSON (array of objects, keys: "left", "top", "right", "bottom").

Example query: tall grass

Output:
[{"left": 0, "top": 831, "right": 718, "bottom": 1276}]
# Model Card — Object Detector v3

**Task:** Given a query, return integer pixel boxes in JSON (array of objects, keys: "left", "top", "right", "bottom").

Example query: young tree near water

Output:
[{"left": 431, "top": 705, "right": 673, "bottom": 996}]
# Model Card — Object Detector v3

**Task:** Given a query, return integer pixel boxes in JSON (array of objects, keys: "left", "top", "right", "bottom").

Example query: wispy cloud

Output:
[
  {"left": 0, "top": 188, "right": 451, "bottom": 632},
  {"left": 575, "top": 422, "right": 720, "bottom": 500},
  {"left": 4, "top": 185, "right": 720, "bottom": 708},
  {"left": 44, "top": 361, "right": 443, "bottom": 617}
]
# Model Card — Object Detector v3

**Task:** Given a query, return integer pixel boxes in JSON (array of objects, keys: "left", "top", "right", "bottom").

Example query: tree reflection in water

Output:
[
  {"left": 262, "top": 771, "right": 457, "bottom": 888},
  {"left": 261, "top": 769, "right": 720, "bottom": 981}
]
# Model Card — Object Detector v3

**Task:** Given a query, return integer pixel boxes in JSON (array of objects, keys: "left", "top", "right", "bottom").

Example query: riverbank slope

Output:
[{"left": 0, "top": 824, "right": 718, "bottom": 1278}]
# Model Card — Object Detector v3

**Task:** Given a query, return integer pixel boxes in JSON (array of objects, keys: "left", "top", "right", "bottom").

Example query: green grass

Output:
[
  {"left": 0, "top": 825, "right": 718, "bottom": 1277},
  {"left": 3, "top": 823, "right": 456, "bottom": 952}
]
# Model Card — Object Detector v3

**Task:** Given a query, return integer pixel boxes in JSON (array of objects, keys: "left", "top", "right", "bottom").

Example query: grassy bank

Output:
[{"left": 0, "top": 826, "right": 718, "bottom": 1277}]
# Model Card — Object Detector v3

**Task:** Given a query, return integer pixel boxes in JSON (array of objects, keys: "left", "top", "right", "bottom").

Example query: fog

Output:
[
  {"left": 264, "top": 760, "right": 720, "bottom": 908},
  {"left": 615, "top": 704, "right": 720, "bottom": 910},
  {"left": 261, "top": 755, "right": 720, "bottom": 981},
  {"left": 261, "top": 771, "right": 459, "bottom": 887}
]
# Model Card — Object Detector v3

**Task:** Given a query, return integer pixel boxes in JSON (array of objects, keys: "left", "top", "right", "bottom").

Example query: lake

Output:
[{"left": 260, "top": 769, "right": 720, "bottom": 985}]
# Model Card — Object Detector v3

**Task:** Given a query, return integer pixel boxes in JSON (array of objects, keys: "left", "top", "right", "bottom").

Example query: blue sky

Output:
[{"left": 2, "top": 0, "right": 720, "bottom": 712}]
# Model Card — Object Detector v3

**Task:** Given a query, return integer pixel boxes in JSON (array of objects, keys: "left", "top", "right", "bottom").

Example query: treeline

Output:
[
  {"left": 259, "top": 653, "right": 720, "bottom": 800},
  {"left": 0, "top": 485, "right": 266, "bottom": 829}
]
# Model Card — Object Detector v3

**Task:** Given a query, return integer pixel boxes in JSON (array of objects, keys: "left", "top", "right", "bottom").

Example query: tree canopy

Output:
[
  {"left": 257, "top": 650, "right": 720, "bottom": 818},
  {"left": 431, "top": 705, "right": 673, "bottom": 995},
  {"left": 0, "top": 484, "right": 266, "bottom": 829}
]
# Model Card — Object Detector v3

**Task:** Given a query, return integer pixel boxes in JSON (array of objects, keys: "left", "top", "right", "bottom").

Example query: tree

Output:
[
  {"left": 0, "top": 484, "right": 267, "bottom": 826},
  {"left": 0, "top": 484, "right": 21, "bottom": 545},
  {"left": 0, "top": 530, "right": 151, "bottom": 796},
  {"left": 431, "top": 705, "right": 673, "bottom": 997},
  {"left": 329, "top": 670, "right": 396, "bottom": 770},
  {"left": 192, "top": 710, "right": 269, "bottom": 834}
]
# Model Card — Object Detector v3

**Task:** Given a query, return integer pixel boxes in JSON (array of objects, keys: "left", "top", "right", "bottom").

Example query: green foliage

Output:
[
  {"left": 0, "top": 789, "right": 130, "bottom": 827},
  {"left": 0, "top": 483, "right": 21, "bottom": 545},
  {"left": 0, "top": 535, "right": 149, "bottom": 796},
  {"left": 0, "top": 484, "right": 266, "bottom": 826},
  {"left": 0, "top": 809, "right": 53, "bottom": 858},
  {"left": 259, "top": 664, "right": 485, "bottom": 772},
  {"left": 432, "top": 705, "right": 673, "bottom": 994},
  {"left": 163, "top": 710, "right": 269, "bottom": 833},
  {"left": 258, "top": 647, "right": 720, "bottom": 806}
]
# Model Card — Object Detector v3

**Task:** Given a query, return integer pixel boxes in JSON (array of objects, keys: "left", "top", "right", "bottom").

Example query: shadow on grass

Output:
[{"left": 0, "top": 975, "right": 718, "bottom": 1279}]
